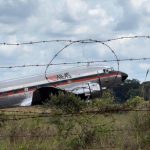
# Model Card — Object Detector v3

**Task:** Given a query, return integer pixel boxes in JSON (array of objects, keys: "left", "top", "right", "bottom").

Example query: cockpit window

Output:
[
  {"left": 103, "top": 67, "right": 114, "bottom": 73},
  {"left": 103, "top": 69, "right": 109, "bottom": 73}
]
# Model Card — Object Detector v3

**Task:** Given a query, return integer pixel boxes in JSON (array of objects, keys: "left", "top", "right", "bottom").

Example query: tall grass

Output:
[{"left": 0, "top": 93, "right": 149, "bottom": 149}]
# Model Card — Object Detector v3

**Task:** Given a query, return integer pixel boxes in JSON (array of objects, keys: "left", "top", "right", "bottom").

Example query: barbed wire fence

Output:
[
  {"left": 0, "top": 36, "right": 149, "bottom": 78},
  {"left": 0, "top": 107, "right": 150, "bottom": 149},
  {"left": 0, "top": 35, "right": 150, "bottom": 149},
  {"left": 0, "top": 57, "right": 149, "bottom": 69},
  {"left": 0, "top": 35, "right": 149, "bottom": 46},
  {"left": 0, "top": 35, "right": 149, "bottom": 74},
  {"left": 0, "top": 35, "right": 149, "bottom": 118},
  {"left": 0, "top": 107, "right": 150, "bottom": 120}
]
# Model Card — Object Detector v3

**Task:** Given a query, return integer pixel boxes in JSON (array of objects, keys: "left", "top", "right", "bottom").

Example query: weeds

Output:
[
  {"left": 0, "top": 95, "right": 150, "bottom": 149},
  {"left": 44, "top": 92, "right": 85, "bottom": 113}
]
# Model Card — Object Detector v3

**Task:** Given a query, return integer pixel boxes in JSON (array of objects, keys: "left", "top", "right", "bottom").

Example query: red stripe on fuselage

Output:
[
  {"left": 0, "top": 73, "right": 120, "bottom": 98},
  {"left": 53, "top": 73, "right": 120, "bottom": 87}
]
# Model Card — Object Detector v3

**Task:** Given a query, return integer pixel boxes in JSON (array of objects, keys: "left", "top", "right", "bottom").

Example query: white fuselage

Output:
[{"left": 0, "top": 65, "right": 127, "bottom": 107}]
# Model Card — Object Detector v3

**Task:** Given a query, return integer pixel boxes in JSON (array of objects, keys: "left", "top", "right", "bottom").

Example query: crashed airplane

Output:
[{"left": 0, "top": 65, "right": 128, "bottom": 108}]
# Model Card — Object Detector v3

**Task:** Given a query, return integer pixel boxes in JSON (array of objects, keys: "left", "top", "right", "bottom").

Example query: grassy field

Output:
[{"left": 0, "top": 96, "right": 150, "bottom": 150}]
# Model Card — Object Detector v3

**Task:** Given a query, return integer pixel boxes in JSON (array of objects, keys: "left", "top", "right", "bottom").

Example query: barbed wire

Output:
[
  {"left": 0, "top": 36, "right": 149, "bottom": 109},
  {"left": 1, "top": 36, "right": 149, "bottom": 87},
  {"left": 0, "top": 36, "right": 149, "bottom": 85},
  {"left": 0, "top": 36, "right": 149, "bottom": 149},
  {"left": 43, "top": 39, "right": 120, "bottom": 86},
  {"left": 0, "top": 57, "right": 149, "bottom": 69},
  {"left": 33, "top": 36, "right": 149, "bottom": 90},
  {"left": 0, "top": 128, "right": 149, "bottom": 139},
  {"left": 45, "top": 41, "right": 76, "bottom": 81},
  {"left": 0, "top": 35, "right": 149, "bottom": 46},
  {"left": 0, "top": 108, "right": 150, "bottom": 121}
]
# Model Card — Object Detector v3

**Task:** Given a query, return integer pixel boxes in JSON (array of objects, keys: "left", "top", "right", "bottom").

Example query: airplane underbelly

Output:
[{"left": 0, "top": 94, "right": 26, "bottom": 108}]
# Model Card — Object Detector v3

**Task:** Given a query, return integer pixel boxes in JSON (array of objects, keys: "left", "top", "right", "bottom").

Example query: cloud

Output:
[
  {"left": 0, "top": 0, "right": 149, "bottom": 82},
  {"left": 114, "top": 0, "right": 140, "bottom": 31},
  {"left": 0, "top": 0, "right": 37, "bottom": 24},
  {"left": 130, "top": 0, "right": 148, "bottom": 9},
  {"left": 139, "top": 63, "right": 150, "bottom": 70}
]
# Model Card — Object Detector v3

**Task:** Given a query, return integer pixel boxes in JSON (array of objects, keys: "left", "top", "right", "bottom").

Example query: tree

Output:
[{"left": 113, "top": 79, "right": 141, "bottom": 103}]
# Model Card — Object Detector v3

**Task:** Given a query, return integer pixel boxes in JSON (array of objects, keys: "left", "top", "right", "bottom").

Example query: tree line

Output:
[{"left": 112, "top": 79, "right": 150, "bottom": 102}]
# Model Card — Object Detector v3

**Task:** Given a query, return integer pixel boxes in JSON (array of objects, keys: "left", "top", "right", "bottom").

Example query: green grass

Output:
[{"left": 0, "top": 96, "right": 150, "bottom": 150}]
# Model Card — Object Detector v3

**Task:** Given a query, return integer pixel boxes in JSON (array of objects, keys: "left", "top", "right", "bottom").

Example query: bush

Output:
[
  {"left": 92, "top": 98, "right": 113, "bottom": 109},
  {"left": 48, "top": 113, "right": 113, "bottom": 150},
  {"left": 44, "top": 92, "right": 85, "bottom": 113},
  {"left": 90, "top": 90, "right": 115, "bottom": 110},
  {"left": 125, "top": 96, "right": 145, "bottom": 108}
]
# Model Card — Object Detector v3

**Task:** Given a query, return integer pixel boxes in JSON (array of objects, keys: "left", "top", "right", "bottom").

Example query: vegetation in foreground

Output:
[{"left": 0, "top": 90, "right": 150, "bottom": 150}]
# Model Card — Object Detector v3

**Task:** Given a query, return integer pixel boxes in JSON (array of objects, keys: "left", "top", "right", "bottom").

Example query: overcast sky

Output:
[{"left": 0, "top": 0, "right": 149, "bottom": 82}]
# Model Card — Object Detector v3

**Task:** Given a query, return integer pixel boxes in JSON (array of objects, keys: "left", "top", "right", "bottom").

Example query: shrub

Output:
[
  {"left": 90, "top": 90, "right": 115, "bottom": 110},
  {"left": 49, "top": 115, "right": 113, "bottom": 150},
  {"left": 125, "top": 96, "right": 145, "bottom": 108},
  {"left": 44, "top": 92, "right": 85, "bottom": 113}
]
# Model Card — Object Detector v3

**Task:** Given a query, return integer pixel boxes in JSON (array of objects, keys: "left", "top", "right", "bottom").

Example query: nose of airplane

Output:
[{"left": 121, "top": 72, "right": 128, "bottom": 81}]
